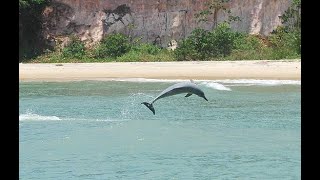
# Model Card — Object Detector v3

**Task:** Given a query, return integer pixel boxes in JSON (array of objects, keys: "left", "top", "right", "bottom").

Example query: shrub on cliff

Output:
[
  {"left": 95, "top": 33, "right": 131, "bottom": 58},
  {"left": 175, "top": 22, "right": 238, "bottom": 60},
  {"left": 211, "top": 22, "right": 238, "bottom": 57},
  {"left": 62, "top": 36, "right": 86, "bottom": 59},
  {"left": 272, "top": 0, "right": 301, "bottom": 56},
  {"left": 268, "top": 26, "right": 300, "bottom": 59},
  {"left": 233, "top": 33, "right": 265, "bottom": 51},
  {"left": 174, "top": 38, "right": 200, "bottom": 61}
]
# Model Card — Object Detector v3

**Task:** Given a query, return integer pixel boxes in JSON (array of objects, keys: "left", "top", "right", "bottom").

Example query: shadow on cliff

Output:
[{"left": 19, "top": 1, "right": 52, "bottom": 62}]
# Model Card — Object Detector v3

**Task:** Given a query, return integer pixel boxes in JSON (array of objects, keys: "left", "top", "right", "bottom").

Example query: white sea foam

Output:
[
  {"left": 19, "top": 113, "right": 61, "bottom": 121},
  {"left": 105, "top": 78, "right": 301, "bottom": 86},
  {"left": 19, "top": 113, "right": 125, "bottom": 122},
  {"left": 200, "top": 82, "right": 232, "bottom": 91},
  {"left": 213, "top": 79, "right": 301, "bottom": 86}
]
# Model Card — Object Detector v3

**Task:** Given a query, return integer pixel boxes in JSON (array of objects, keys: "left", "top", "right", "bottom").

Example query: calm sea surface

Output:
[{"left": 19, "top": 79, "right": 301, "bottom": 179}]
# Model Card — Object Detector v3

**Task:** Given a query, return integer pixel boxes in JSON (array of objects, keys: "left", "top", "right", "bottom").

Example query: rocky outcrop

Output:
[{"left": 42, "top": 0, "right": 292, "bottom": 48}]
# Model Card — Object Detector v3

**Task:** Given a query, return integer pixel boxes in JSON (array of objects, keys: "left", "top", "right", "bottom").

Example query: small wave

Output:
[
  {"left": 95, "top": 119, "right": 127, "bottom": 122},
  {"left": 109, "top": 78, "right": 185, "bottom": 83},
  {"left": 19, "top": 113, "right": 61, "bottom": 121},
  {"left": 201, "top": 82, "right": 232, "bottom": 91},
  {"left": 210, "top": 79, "right": 301, "bottom": 86}
]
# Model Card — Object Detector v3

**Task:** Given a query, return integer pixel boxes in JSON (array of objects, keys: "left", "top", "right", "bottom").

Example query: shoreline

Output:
[{"left": 19, "top": 60, "right": 301, "bottom": 82}]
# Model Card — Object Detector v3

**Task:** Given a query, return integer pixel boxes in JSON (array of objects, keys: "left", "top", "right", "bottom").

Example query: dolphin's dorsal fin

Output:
[
  {"left": 190, "top": 79, "right": 195, "bottom": 83},
  {"left": 185, "top": 93, "right": 192, "bottom": 97}
]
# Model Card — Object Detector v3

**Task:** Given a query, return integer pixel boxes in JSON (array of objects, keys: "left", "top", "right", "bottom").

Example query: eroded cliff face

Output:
[{"left": 42, "top": 0, "right": 291, "bottom": 48}]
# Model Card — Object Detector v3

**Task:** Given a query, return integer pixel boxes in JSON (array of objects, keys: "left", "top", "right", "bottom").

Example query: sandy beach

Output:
[{"left": 19, "top": 60, "right": 301, "bottom": 81}]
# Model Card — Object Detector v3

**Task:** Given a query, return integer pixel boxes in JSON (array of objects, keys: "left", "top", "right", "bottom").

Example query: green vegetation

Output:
[
  {"left": 22, "top": 0, "right": 300, "bottom": 63},
  {"left": 175, "top": 23, "right": 239, "bottom": 60},
  {"left": 29, "top": 28, "right": 300, "bottom": 63},
  {"left": 116, "top": 43, "right": 175, "bottom": 62},
  {"left": 174, "top": 0, "right": 300, "bottom": 61},
  {"left": 62, "top": 36, "right": 86, "bottom": 59},
  {"left": 94, "top": 33, "right": 131, "bottom": 58},
  {"left": 175, "top": 18, "right": 300, "bottom": 61},
  {"left": 31, "top": 34, "right": 175, "bottom": 63}
]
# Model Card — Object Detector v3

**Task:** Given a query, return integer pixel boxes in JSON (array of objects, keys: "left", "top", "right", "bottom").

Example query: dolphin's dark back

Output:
[{"left": 151, "top": 82, "right": 204, "bottom": 103}]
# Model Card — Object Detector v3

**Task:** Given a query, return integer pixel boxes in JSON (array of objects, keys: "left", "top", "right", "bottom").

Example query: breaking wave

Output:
[
  {"left": 200, "top": 82, "right": 232, "bottom": 91},
  {"left": 19, "top": 113, "right": 61, "bottom": 121}
]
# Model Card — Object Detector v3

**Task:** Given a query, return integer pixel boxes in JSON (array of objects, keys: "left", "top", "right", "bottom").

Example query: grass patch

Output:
[{"left": 117, "top": 49, "right": 175, "bottom": 62}]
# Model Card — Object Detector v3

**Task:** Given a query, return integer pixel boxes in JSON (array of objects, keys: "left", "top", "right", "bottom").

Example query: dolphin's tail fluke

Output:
[{"left": 141, "top": 102, "right": 155, "bottom": 115}]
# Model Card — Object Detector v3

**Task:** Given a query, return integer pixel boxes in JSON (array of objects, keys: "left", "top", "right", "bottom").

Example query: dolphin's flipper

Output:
[
  {"left": 185, "top": 93, "right": 193, "bottom": 97},
  {"left": 141, "top": 102, "right": 155, "bottom": 115}
]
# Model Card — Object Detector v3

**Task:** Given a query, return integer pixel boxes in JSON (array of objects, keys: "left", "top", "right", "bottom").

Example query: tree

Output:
[
  {"left": 279, "top": 0, "right": 301, "bottom": 32},
  {"left": 194, "top": 0, "right": 240, "bottom": 29},
  {"left": 270, "top": 0, "right": 301, "bottom": 54}
]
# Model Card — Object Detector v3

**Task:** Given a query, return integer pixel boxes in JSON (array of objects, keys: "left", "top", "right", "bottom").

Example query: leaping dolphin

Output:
[{"left": 141, "top": 80, "right": 208, "bottom": 115}]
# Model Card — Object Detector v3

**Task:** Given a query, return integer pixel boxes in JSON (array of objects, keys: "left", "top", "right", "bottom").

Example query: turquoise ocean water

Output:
[{"left": 19, "top": 79, "right": 301, "bottom": 179}]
